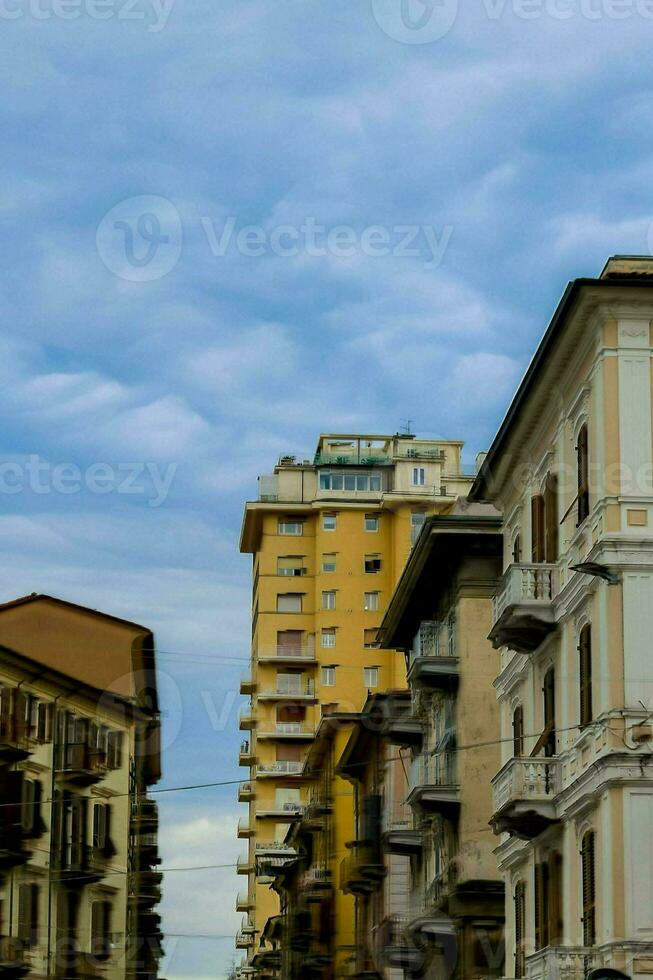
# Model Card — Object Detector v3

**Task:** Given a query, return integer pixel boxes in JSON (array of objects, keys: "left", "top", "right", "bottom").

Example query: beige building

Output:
[
  {"left": 0, "top": 594, "right": 161, "bottom": 980},
  {"left": 379, "top": 505, "right": 505, "bottom": 980},
  {"left": 236, "top": 433, "right": 475, "bottom": 978},
  {"left": 469, "top": 256, "right": 653, "bottom": 980}
]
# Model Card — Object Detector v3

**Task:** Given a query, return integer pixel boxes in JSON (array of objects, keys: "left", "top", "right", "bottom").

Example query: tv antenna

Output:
[{"left": 400, "top": 418, "right": 414, "bottom": 436}]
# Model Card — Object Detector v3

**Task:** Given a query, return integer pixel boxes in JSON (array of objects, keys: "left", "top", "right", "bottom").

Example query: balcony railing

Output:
[
  {"left": 491, "top": 756, "right": 560, "bottom": 839},
  {"left": 257, "top": 645, "right": 317, "bottom": 663},
  {"left": 257, "top": 723, "right": 314, "bottom": 739},
  {"left": 236, "top": 892, "right": 253, "bottom": 911},
  {"left": 340, "top": 843, "right": 385, "bottom": 895},
  {"left": 524, "top": 946, "right": 596, "bottom": 980},
  {"left": 490, "top": 563, "right": 558, "bottom": 653},
  {"left": 237, "top": 818, "right": 254, "bottom": 838},
  {"left": 238, "top": 781, "right": 254, "bottom": 802},
  {"left": 258, "top": 680, "right": 315, "bottom": 699},
  {"left": 257, "top": 760, "right": 304, "bottom": 776}
]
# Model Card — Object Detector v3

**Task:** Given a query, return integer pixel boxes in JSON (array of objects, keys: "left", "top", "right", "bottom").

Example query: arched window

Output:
[
  {"left": 577, "top": 424, "right": 590, "bottom": 525},
  {"left": 512, "top": 705, "right": 524, "bottom": 757},
  {"left": 512, "top": 532, "right": 521, "bottom": 565},
  {"left": 581, "top": 830, "right": 596, "bottom": 945},
  {"left": 579, "top": 624, "right": 593, "bottom": 728}
]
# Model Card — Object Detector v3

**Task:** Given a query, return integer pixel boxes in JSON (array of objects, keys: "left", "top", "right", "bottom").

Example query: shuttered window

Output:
[
  {"left": 277, "top": 556, "right": 305, "bottom": 577},
  {"left": 514, "top": 881, "right": 526, "bottom": 978},
  {"left": 17, "top": 883, "right": 38, "bottom": 946},
  {"left": 577, "top": 424, "right": 590, "bottom": 525},
  {"left": 534, "top": 861, "right": 549, "bottom": 949},
  {"left": 513, "top": 705, "right": 524, "bottom": 757},
  {"left": 91, "top": 900, "right": 112, "bottom": 961},
  {"left": 549, "top": 851, "right": 564, "bottom": 944},
  {"left": 543, "top": 668, "right": 556, "bottom": 757},
  {"left": 531, "top": 495, "right": 546, "bottom": 563},
  {"left": 581, "top": 830, "right": 596, "bottom": 946},
  {"left": 277, "top": 593, "right": 303, "bottom": 613},
  {"left": 545, "top": 472, "right": 559, "bottom": 562},
  {"left": 579, "top": 624, "right": 593, "bottom": 728}
]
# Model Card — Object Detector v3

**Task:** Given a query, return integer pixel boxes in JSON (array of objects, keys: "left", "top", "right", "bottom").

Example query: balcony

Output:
[
  {"left": 300, "top": 866, "right": 332, "bottom": 901},
  {"left": 240, "top": 675, "right": 256, "bottom": 696},
  {"left": 131, "top": 797, "right": 158, "bottom": 832},
  {"left": 235, "top": 931, "right": 254, "bottom": 949},
  {"left": 302, "top": 798, "right": 332, "bottom": 832},
  {"left": 239, "top": 710, "right": 255, "bottom": 731},
  {"left": 238, "top": 781, "right": 255, "bottom": 803},
  {"left": 524, "top": 947, "right": 596, "bottom": 980},
  {"left": 129, "top": 870, "right": 163, "bottom": 906},
  {"left": 0, "top": 937, "right": 29, "bottom": 979},
  {"left": 374, "top": 915, "right": 423, "bottom": 972},
  {"left": 254, "top": 842, "right": 298, "bottom": 877},
  {"left": 408, "top": 621, "right": 459, "bottom": 689},
  {"left": 55, "top": 743, "right": 109, "bottom": 786},
  {"left": 53, "top": 843, "right": 104, "bottom": 885},
  {"left": 239, "top": 741, "right": 256, "bottom": 766},
  {"left": 382, "top": 810, "right": 422, "bottom": 857},
  {"left": 257, "top": 645, "right": 318, "bottom": 665},
  {"left": 236, "top": 892, "right": 254, "bottom": 911},
  {"left": 491, "top": 757, "right": 560, "bottom": 839},
  {"left": 237, "top": 854, "right": 254, "bottom": 875},
  {"left": 257, "top": 724, "right": 314, "bottom": 740},
  {"left": 257, "top": 760, "right": 304, "bottom": 777},
  {"left": 0, "top": 721, "right": 33, "bottom": 765},
  {"left": 258, "top": 680, "right": 316, "bottom": 701},
  {"left": 238, "top": 819, "right": 254, "bottom": 838},
  {"left": 490, "top": 563, "right": 558, "bottom": 653},
  {"left": 407, "top": 753, "right": 459, "bottom": 813},
  {"left": 340, "top": 843, "right": 385, "bottom": 896},
  {"left": 256, "top": 801, "right": 304, "bottom": 819}
]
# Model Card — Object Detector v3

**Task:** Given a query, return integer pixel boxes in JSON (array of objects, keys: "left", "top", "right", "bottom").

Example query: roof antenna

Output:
[{"left": 400, "top": 418, "right": 413, "bottom": 436}]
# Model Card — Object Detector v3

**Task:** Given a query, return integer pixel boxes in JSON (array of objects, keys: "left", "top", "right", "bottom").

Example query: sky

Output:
[{"left": 2, "top": 0, "right": 653, "bottom": 976}]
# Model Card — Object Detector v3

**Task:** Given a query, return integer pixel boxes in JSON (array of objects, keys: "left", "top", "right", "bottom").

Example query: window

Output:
[
  {"left": 545, "top": 472, "right": 559, "bottom": 562},
  {"left": 322, "top": 591, "right": 336, "bottom": 610},
  {"left": 276, "top": 630, "right": 303, "bottom": 657},
  {"left": 278, "top": 520, "right": 303, "bottom": 536},
  {"left": 577, "top": 424, "right": 590, "bottom": 525},
  {"left": 579, "top": 624, "right": 593, "bottom": 728},
  {"left": 512, "top": 532, "right": 521, "bottom": 564},
  {"left": 107, "top": 731, "right": 123, "bottom": 770},
  {"left": 535, "top": 853, "right": 564, "bottom": 950},
  {"left": 364, "top": 592, "right": 379, "bottom": 612},
  {"left": 17, "top": 883, "right": 38, "bottom": 947},
  {"left": 364, "top": 555, "right": 382, "bottom": 573},
  {"left": 411, "top": 511, "right": 427, "bottom": 545},
  {"left": 364, "top": 629, "right": 379, "bottom": 648},
  {"left": 319, "top": 472, "right": 382, "bottom": 492},
  {"left": 542, "top": 668, "right": 556, "bottom": 757},
  {"left": 21, "top": 779, "right": 43, "bottom": 837},
  {"left": 321, "top": 629, "right": 336, "bottom": 648},
  {"left": 36, "top": 701, "right": 52, "bottom": 742},
  {"left": 91, "top": 900, "right": 112, "bottom": 961},
  {"left": 363, "top": 667, "right": 379, "bottom": 688},
  {"left": 92, "top": 803, "right": 115, "bottom": 856},
  {"left": 581, "top": 830, "right": 596, "bottom": 946},
  {"left": 322, "top": 513, "right": 337, "bottom": 531},
  {"left": 277, "top": 556, "right": 305, "bottom": 577},
  {"left": 531, "top": 494, "right": 545, "bottom": 563},
  {"left": 512, "top": 705, "right": 524, "bottom": 757},
  {"left": 364, "top": 514, "right": 379, "bottom": 532},
  {"left": 275, "top": 787, "right": 301, "bottom": 813},
  {"left": 534, "top": 860, "right": 549, "bottom": 949},
  {"left": 412, "top": 466, "right": 426, "bottom": 486},
  {"left": 322, "top": 553, "right": 337, "bottom": 573},
  {"left": 277, "top": 593, "right": 302, "bottom": 613},
  {"left": 321, "top": 666, "right": 336, "bottom": 687},
  {"left": 514, "top": 881, "right": 526, "bottom": 979}
]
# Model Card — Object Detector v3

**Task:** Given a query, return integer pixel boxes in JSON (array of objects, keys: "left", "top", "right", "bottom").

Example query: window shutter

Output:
[
  {"left": 549, "top": 851, "right": 563, "bottom": 944},
  {"left": 545, "top": 473, "right": 559, "bottom": 562},
  {"left": 513, "top": 706, "right": 524, "bottom": 757},
  {"left": 21, "top": 779, "right": 35, "bottom": 835},
  {"left": 581, "top": 831, "right": 596, "bottom": 946},
  {"left": 514, "top": 881, "right": 526, "bottom": 979},
  {"left": 534, "top": 861, "right": 549, "bottom": 949},
  {"left": 534, "top": 863, "right": 543, "bottom": 950},
  {"left": 543, "top": 669, "right": 556, "bottom": 757},
  {"left": 531, "top": 495, "right": 545, "bottom": 563},
  {"left": 577, "top": 425, "right": 590, "bottom": 524},
  {"left": 29, "top": 885, "right": 38, "bottom": 946},
  {"left": 579, "top": 625, "right": 593, "bottom": 728}
]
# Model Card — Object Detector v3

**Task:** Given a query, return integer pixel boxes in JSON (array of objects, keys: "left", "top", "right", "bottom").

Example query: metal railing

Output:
[
  {"left": 257, "top": 760, "right": 303, "bottom": 775},
  {"left": 257, "top": 645, "right": 317, "bottom": 662},
  {"left": 258, "top": 679, "right": 315, "bottom": 698}
]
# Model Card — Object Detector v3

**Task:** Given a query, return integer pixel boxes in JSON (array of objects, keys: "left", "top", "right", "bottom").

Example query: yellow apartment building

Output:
[
  {"left": 469, "top": 256, "right": 653, "bottom": 980},
  {"left": 235, "top": 433, "right": 475, "bottom": 978},
  {"left": 0, "top": 594, "right": 162, "bottom": 980}
]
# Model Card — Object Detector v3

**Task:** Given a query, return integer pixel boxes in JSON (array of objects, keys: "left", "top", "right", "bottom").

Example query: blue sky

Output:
[{"left": 2, "top": 0, "right": 653, "bottom": 975}]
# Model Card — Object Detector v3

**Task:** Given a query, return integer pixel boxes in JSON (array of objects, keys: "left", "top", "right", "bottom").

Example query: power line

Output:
[{"left": 0, "top": 776, "right": 243, "bottom": 810}]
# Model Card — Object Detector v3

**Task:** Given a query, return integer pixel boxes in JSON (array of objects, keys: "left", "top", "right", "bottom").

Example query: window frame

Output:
[
  {"left": 363, "top": 666, "right": 379, "bottom": 688},
  {"left": 320, "top": 666, "right": 336, "bottom": 687},
  {"left": 278, "top": 520, "right": 304, "bottom": 536},
  {"left": 321, "top": 590, "right": 336, "bottom": 611},
  {"left": 322, "top": 513, "right": 337, "bottom": 532},
  {"left": 364, "top": 514, "right": 379, "bottom": 532}
]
